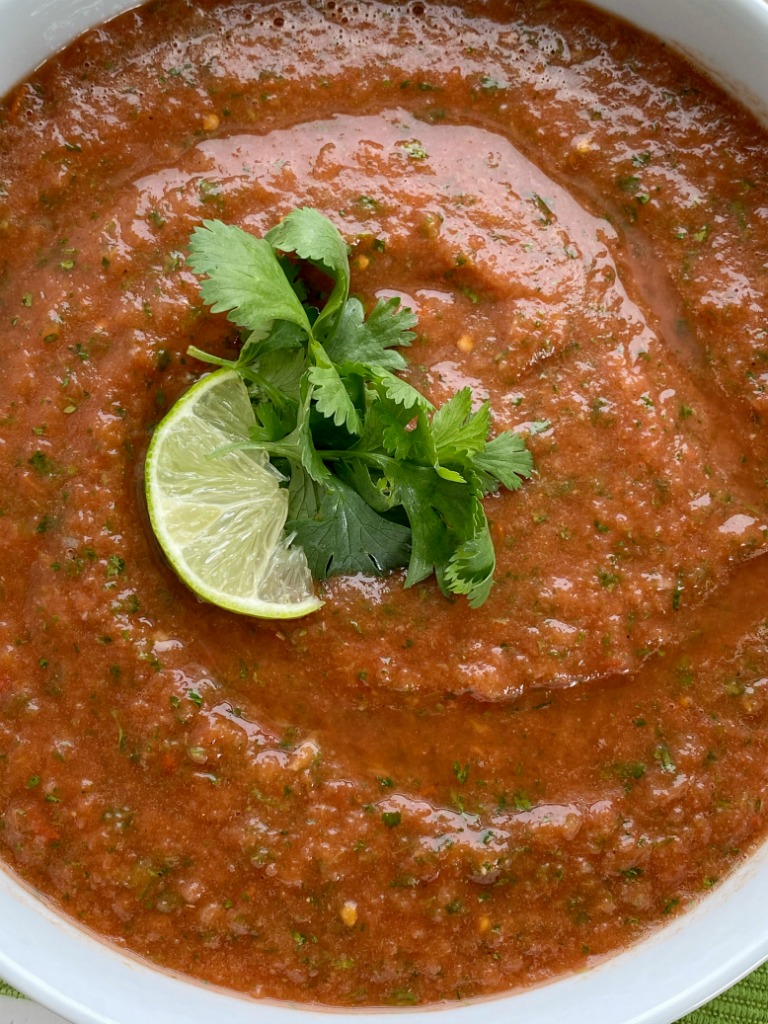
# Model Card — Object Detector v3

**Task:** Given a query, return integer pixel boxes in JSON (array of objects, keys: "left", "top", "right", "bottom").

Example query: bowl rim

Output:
[{"left": 1, "top": 0, "right": 768, "bottom": 1021}]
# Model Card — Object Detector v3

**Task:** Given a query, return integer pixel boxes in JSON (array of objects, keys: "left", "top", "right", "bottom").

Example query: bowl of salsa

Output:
[{"left": 1, "top": 0, "right": 768, "bottom": 1021}]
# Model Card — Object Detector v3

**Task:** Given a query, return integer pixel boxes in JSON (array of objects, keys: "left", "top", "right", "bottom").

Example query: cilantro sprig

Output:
[{"left": 185, "top": 209, "right": 533, "bottom": 608}]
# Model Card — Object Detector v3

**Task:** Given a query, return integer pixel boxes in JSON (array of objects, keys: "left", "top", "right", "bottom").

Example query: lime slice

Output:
[{"left": 145, "top": 368, "right": 322, "bottom": 619}]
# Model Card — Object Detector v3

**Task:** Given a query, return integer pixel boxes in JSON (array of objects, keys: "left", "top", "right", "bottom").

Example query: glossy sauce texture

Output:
[{"left": 0, "top": 0, "right": 767, "bottom": 1006}]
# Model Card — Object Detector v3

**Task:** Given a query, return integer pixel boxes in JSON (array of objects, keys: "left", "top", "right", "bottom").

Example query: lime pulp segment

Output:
[{"left": 144, "top": 368, "right": 322, "bottom": 619}]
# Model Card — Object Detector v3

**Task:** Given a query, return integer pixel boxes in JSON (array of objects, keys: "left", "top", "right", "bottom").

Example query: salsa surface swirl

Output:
[{"left": 0, "top": 0, "right": 767, "bottom": 1005}]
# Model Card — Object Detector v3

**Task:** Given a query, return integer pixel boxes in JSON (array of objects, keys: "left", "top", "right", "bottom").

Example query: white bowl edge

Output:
[{"left": 1, "top": 0, "right": 768, "bottom": 1022}]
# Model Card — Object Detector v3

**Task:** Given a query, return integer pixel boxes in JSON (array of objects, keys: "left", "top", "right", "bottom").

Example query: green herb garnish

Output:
[{"left": 184, "top": 209, "right": 533, "bottom": 608}]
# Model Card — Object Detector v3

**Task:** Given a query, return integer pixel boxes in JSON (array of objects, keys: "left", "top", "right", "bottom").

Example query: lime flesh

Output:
[{"left": 145, "top": 368, "right": 322, "bottom": 619}]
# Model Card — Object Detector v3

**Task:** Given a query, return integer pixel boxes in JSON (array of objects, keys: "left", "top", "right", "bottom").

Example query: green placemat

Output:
[
  {"left": 681, "top": 963, "right": 768, "bottom": 1023},
  {"left": 2, "top": 964, "right": 768, "bottom": 1017}
]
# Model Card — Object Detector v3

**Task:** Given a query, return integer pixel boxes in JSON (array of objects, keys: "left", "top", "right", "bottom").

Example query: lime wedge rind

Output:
[{"left": 145, "top": 368, "right": 323, "bottom": 619}]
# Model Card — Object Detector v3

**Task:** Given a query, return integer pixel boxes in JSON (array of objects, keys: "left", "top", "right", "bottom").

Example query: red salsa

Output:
[{"left": 0, "top": 0, "right": 767, "bottom": 1006}]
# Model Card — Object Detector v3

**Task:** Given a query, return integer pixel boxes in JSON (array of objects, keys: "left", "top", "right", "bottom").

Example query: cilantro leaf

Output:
[
  {"left": 287, "top": 478, "right": 412, "bottom": 579},
  {"left": 260, "top": 381, "right": 331, "bottom": 485},
  {"left": 266, "top": 207, "right": 349, "bottom": 334},
  {"left": 334, "top": 457, "right": 400, "bottom": 514},
  {"left": 394, "top": 409, "right": 440, "bottom": 470},
  {"left": 389, "top": 462, "right": 475, "bottom": 588},
  {"left": 250, "top": 399, "right": 293, "bottom": 443},
  {"left": 286, "top": 464, "right": 324, "bottom": 521},
  {"left": 325, "top": 297, "right": 415, "bottom": 371},
  {"left": 364, "top": 297, "right": 418, "bottom": 352},
  {"left": 473, "top": 430, "right": 534, "bottom": 491},
  {"left": 266, "top": 207, "right": 349, "bottom": 283},
  {"left": 367, "top": 367, "right": 433, "bottom": 412},
  {"left": 443, "top": 504, "right": 496, "bottom": 608},
  {"left": 254, "top": 348, "right": 305, "bottom": 405},
  {"left": 356, "top": 398, "right": 414, "bottom": 462},
  {"left": 238, "top": 321, "right": 306, "bottom": 365},
  {"left": 307, "top": 340, "right": 362, "bottom": 434},
  {"left": 431, "top": 388, "right": 491, "bottom": 466},
  {"left": 187, "top": 220, "right": 312, "bottom": 335}
]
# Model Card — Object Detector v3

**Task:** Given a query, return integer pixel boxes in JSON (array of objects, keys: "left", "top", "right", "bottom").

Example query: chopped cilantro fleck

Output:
[
  {"left": 28, "top": 451, "right": 57, "bottom": 476},
  {"left": 106, "top": 555, "right": 126, "bottom": 577}
]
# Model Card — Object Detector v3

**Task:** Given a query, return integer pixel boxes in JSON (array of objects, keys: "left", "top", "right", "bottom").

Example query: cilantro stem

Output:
[
  {"left": 313, "top": 449, "right": 392, "bottom": 469},
  {"left": 188, "top": 346, "right": 296, "bottom": 412},
  {"left": 187, "top": 345, "right": 230, "bottom": 369}
]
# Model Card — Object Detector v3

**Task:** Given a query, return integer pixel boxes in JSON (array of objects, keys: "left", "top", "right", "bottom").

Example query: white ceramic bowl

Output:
[{"left": 2, "top": 1, "right": 768, "bottom": 1022}]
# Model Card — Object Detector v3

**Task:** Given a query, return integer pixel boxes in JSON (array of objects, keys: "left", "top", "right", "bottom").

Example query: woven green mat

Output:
[
  {"left": 680, "top": 963, "right": 768, "bottom": 1023},
  {"left": 2, "top": 964, "right": 768, "bottom": 1016}
]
